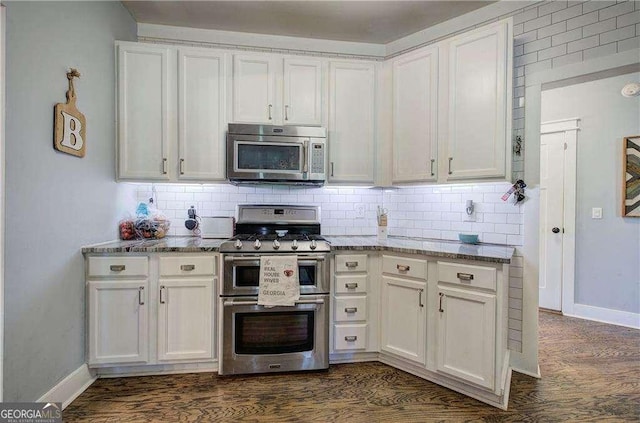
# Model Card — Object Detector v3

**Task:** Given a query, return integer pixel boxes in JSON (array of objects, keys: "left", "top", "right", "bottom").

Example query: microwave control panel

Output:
[{"left": 311, "top": 144, "right": 325, "bottom": 174}]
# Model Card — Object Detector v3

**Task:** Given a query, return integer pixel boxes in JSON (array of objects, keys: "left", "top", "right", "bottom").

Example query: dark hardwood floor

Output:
[{"left": 64, "top": 312, "right": 640, "bottom": 422}]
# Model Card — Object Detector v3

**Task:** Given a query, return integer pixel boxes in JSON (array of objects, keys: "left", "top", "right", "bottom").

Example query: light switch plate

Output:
[{"left": 592, "top": 207, "right": 603, "bottom": 219}]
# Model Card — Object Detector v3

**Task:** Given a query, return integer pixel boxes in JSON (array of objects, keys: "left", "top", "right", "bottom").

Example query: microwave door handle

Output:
[{"left": 303, "top": 140, "right": 309, "bottom": 173}]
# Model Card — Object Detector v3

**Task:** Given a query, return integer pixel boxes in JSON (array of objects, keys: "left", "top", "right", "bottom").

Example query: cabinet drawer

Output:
[
  {"left": 335, "top": 254, "right": 368, "bottom": 273},
  {"left": 437, "top": 262, "right": 496, "bottom": 291},
  {"left": 159, "top": 256, "right": 216, "bottom": 276},
  {"left": 335, "top": 296, "right": 367, "bottom": 322},
  {"left": 335, "top": 274, "right": 368, "bottom": 294},
  {"left": 382, "top": 255, "right": 428, "bottom": 280},
  {"left": 334, "top": 324, "right": 367, "bottom": 351},
  {"left": 87, "top": 256, "right": 148, "bottom": 277}
]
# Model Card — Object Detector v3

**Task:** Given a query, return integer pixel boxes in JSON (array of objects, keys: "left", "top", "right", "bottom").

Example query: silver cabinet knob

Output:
[
  {"left": 254, "top": 239, "right": 262, "bottom": 250},
  {"left": 273, "top": 239, "right": 280, "bottom": 250},
  {"left": 310, "top": 239, "right": 317, "bottom": 250},
  {"left": 234, "top": 239, "right": 243, "bottom": 249},
  {"left": 291, "top": 239, "right": 298, "bottom": 250}
]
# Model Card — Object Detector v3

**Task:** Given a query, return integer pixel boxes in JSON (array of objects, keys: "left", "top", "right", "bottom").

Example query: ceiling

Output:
[{"left": 122, "top": 1, "right": 496, "bottom": 44}]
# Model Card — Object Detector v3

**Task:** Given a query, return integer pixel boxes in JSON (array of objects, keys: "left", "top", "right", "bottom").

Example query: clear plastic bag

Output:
[
  {"left": 118, "top": 215, "right": 136, "bottom": 240},
  {"left": 119, "top": 203, "right": 171, "bottom": 240}
]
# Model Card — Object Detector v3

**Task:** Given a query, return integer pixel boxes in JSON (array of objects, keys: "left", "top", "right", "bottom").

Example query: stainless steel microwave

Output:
[{"left": 226, "top": 124, "right": 327, "bottom": 185}]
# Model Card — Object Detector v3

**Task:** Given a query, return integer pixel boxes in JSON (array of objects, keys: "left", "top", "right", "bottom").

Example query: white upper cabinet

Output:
[
  {"left": 178, "top": 48, "right": 226, "bottom": 180},
  {"left": 388, "top": 19, "right": 512, "bottom": 185},
  {"left": 443, "top": 21, "right": 510, "bottom": 180},
  {"left": 232, "top": 55, "right": 324, "bottom": 126},
  {"left": 117, "top": 42, "right": 228, "bottom": 182},
  {"left": 283, "top": 58, "right": 324, "bottom": 126},
  {"left": 118, "top": 43, "right": 173, "bottom": 180},
  {"left": 392, "top": 46, "right": 439, "bottom": 183},
  {"left": 328, "top": 61, "right": 376, "bottom": 184},
  {"left": 232, "top": 55, "right": 277, "bottom": 124}
]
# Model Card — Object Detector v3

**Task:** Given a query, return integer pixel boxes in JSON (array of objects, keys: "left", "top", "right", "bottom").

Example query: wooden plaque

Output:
[{"left": 54, "top": 69, "right": 86, "bottom": 157}]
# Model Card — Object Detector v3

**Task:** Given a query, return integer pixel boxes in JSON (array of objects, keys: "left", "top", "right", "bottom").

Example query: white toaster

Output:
[{"left": 200, "top": 217, "right": 235, "bottom": 239}]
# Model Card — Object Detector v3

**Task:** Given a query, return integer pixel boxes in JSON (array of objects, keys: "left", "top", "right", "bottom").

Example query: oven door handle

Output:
[
  {"left": 223, "top": 298, "right": 326, "bottom": 307},
  {"left": 224, "top": 256, "right": 326, "bottom": 262}
]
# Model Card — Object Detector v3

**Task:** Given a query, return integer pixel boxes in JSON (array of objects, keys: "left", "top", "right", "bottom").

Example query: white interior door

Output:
[{"left": 539, "top": 119, "right": 578, "bottom": 311}]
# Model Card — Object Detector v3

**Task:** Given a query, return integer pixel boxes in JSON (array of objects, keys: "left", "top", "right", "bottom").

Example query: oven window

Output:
[
  {"left": 235, "top": 312, "right": 314, "bottom": 354},
  {"left": 235, "top": 265, "right": 316, "bottom": 287},
  {"left": 237, "top": 144, "right": 301, "bottom": 171}
]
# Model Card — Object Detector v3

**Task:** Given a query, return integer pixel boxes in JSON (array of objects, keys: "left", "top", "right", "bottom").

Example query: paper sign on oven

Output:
[{"left": 258, "top": 256, "right": 300, "bottom": 306}]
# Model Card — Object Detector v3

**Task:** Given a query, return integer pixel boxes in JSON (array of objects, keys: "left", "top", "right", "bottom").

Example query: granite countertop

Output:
[
  {"left": 83, "top": 236, "right": 514, "bottom": 264},
  {"left": 82, "top": 237, "right": 225, "bottom": 253},
  {"left": 325, "top": 236, "right": 514, "bottom": 264}
]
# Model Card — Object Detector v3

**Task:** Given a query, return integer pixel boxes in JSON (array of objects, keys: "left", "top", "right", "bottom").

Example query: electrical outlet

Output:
[
  {"left": 355, "top": 203, "right": 366, "bottom": 219},
  {"left": 592, "top": 207, "right": 603, "bottom": 219}
]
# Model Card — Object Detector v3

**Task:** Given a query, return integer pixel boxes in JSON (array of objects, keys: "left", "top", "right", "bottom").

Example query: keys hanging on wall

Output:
[{"left": 501, "top": 180, "right": 527, "bottom": 204}]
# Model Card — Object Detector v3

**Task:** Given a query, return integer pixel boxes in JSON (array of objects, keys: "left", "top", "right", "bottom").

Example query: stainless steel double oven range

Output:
[{"left": 218, "top": 205, "right": 330, "bottom": 375}]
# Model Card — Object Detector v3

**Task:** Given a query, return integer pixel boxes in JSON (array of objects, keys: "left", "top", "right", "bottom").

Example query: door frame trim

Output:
[{"left": 540, "top": 118, "right": 579, "bottom": 315}]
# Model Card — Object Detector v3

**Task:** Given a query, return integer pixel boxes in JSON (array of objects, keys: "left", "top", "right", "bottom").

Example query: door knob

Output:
[{"left": 552, "top": 227, "right": 560, "bottom": 233}]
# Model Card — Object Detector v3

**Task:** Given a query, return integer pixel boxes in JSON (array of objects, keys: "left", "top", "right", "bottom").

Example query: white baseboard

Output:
[
  {"left": 38, "top": 364, "right": 96, "bottom": 410},
  {"left": 566, "top": 304, "right": 640, "bottom": 329}
]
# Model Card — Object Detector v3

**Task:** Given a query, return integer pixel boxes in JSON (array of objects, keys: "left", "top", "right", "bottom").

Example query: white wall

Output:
[
  {"left": 541, "top": 72, "right": 640, "bottom": 315},
  {"left": 4, "top": 1, "right": 137, "bottom": 401}
]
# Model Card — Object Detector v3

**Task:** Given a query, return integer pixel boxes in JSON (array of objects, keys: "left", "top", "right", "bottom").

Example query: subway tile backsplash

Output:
[{"left": 131, "top": 181, "right": 523, "bottom": 246}]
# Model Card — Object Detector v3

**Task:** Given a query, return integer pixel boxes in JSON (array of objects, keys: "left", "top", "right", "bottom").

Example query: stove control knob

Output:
[
  {"left": 273, "top": 239, "right": 280, "bottom": 250},
  {"left": 291, "top": 239, "right": 299, "bottom": 250},
  {"left": 310, "top": 239, "right": 317, "bottom": 250},
  {"left": 254, "top": 239, "right": 262, "bottom": 250},
  {"left": 234, "top": 239, "right": 243, "bottom": 250}
]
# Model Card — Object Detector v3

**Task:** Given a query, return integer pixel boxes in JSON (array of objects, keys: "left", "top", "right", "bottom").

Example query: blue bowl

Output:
[{"left": 458, "top": 234, "right": 479, "bottom": 244}]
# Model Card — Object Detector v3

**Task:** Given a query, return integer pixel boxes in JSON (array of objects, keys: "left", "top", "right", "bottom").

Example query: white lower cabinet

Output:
[
  {"left": 436, "top": 285, "right": 496, "bottom": 389},
  {"left": 331, "top": 253, "right": 378, "bottom": 354},
  {"left": 157, "top": 277, "right": 214, "bottom": 361},
  {"left": 87, "top": 254, "right": 217, "bottom": 369},
  {"left": 434, "top": 260, "right": 506, "bottom": 395},
  {"left": 380, "top": 276, "right": 427, "bottom": 366},
  {"left": 88, "top": 280, "right": 149, "bottom": 365}
]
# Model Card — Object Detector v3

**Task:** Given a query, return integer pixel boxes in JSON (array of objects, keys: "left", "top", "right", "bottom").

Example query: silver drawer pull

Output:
[
  {"left": 457, "top": 272, "right": 474, "bottom": 281},
  {"left": 345, "top": 282, "right": 358, "bottom": 290},
  {"left": 159, "top": 285, "right": 166, "bottom": 304},
  {"left": 344, "top": 307, "right": 358, "bottom": 314},
  {"left": 138, "top": 286, "right": 145, "bottom": 305},
  {"left": 344, "top": 336, "right": 358, "bottom": 342},
  {"left": 110, "top": 265, "right": 125, "bottom": 272},
  {"left": 180, "top": 264, "right": 195, "bottom": 271},
  {"left": 397, "top": 264, "right": 410, "bottom": 272},
  {"left": 345, "top": 261, "right": 359, "bottom": 268}
]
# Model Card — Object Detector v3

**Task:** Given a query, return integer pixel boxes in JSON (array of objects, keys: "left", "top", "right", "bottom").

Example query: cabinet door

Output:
[
  {"left": 437, "top": 285, "right": 496, "bottom": 389},
  {"left": 445, "top": 22, "right": 509, "bottom": 180},
  {"left": 178, "top": 49, "right": 226, "bottom": 180},
  {"left": 283, "top": 58, "right": 323, "bottom": 126},
  {"left": 88, "top": 280, "right": 148, "bottom": 365},
  {"left": 117, "top": 43, "right": 172, "bottom": 180},
  {"left": 392, "top": 47, "right": 438, "bottom": 183},
  {"left": 328, "top": 61, "right": 375, "bottom": 183},
  {"left": 157, "top": 278, "right": 214, "bottom": 361},
  {"left": 232, "top": 55, "right": 277, "bottom": 124},
  {"left": 380, "top": 276, "right": 426, "bottom": 365}
]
